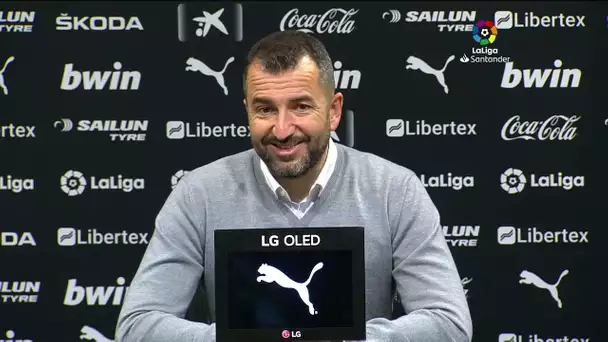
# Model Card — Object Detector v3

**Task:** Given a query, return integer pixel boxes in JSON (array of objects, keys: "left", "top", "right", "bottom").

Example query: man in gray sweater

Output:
[{"left": 115, "top": 30, "right": 473, "bottom": 342}]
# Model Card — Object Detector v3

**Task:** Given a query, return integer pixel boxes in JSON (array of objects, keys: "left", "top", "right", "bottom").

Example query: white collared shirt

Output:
[{"left": 260, "top": 139, "right": 337, "bottom": 219}]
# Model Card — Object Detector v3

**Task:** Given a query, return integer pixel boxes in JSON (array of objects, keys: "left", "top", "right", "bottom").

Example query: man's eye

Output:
[
  {"left": 256, "top": 107, "right": 273, "bottom": 115},
  {"left": 296, "top": 104, "right": 311, "bottom": 111}
]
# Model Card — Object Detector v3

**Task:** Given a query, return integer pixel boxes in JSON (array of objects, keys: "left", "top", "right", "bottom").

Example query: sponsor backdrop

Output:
[{"left": 0, "top": 1, "right": 604, "bottom": 341}]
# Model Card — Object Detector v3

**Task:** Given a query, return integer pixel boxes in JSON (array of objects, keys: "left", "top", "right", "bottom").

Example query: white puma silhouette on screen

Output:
[
  {"left": 185, "top": 56, "right": 234, "bottom": 95},
  {"left": 80, "top": 325, "right": 113, "bottom": 342},
  {"left": 519, "top": 269, "right": 569, "bottom": 309},
  {"left": 0, "top": 56, "right": 15, "bottom": 95},
  {"left": 405, "top": 55, "right": 455, "bottom": 94},
  {"left": 257, "top": 262, "right": 324, "bottom": 315}
]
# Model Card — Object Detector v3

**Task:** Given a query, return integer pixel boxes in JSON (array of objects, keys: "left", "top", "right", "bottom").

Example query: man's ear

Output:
[{"left": 329, "top": 92, "right": 343, "bottom": 132}]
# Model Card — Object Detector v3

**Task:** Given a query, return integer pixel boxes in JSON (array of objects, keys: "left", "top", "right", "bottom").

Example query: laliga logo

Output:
[
  {"left": 500, "top": 168, "right": 526, "bottom": 194},
  {"left": 61, "top": 170, "right": 87, "bottom": 196},
  {"left": 282, "top": 330, "right": 301, "bottom": 339},
  {"left": 171, "top": 170, "right": 190, "bottom": 190}
]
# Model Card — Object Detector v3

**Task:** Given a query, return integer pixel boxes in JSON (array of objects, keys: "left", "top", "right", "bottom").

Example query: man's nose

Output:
[{"left": 272, "top": 110, "right": 296, "bottom": 140}]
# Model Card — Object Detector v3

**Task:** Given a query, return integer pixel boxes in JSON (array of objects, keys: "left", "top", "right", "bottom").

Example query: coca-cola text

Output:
[
  {"left": 501, "top": 114, "right": 580, "bottom": 141},
  {"left": 279, "top": 8, "right": 358, "bottom": 34}
]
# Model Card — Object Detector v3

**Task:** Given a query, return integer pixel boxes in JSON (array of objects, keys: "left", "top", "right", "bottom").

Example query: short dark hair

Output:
[{"left": 243, "top": 30, "right": 335, "bottom": 97}]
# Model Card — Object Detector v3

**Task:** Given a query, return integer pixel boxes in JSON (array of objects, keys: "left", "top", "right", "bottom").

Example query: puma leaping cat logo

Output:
[
  {"left": 0, "top": 56, "right": 15, "bottom": 95},
  {"left": 257, "top": 262, "right": 324, "bottom": 315},
  {"left": 519, "top": 269, "right": 569, "bottom": 309},
  {"left": 405, "top": 55, "right": 455, "bottom": 94},
  {"left": 185, "top": 56, "right": 234, "bottom": 95},
  {"left": 80, "top": 325, "right": 113, "bottom": 342}
]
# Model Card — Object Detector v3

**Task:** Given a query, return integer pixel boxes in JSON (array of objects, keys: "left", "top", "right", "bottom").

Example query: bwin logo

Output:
[
  {"left": 64, "top": 277, "right": 129, "bottom": 306},
  {"left": 257, "top": 262, "right": 323, "bottom": 315},
  {"left": 186, "top": 56, "right": 234, "bottom": 95},
  {"left": 60, "top": 61, "right": 141, "bottom": 91},
  {"left": 171, "top": 170, "right": 190, "bottom": 190},
  {"left": 501, "top": 59, "right": 582, "bottom": 89},
  {"left": 333, "top": 61, "right": 361, "bottom": 89},
  {"left": 0, "top": 329, "right": 32, "bottom": 342},
  {"left": 519, "top": 269, "right": 569, "bottom": 309},
  {"left": 80, "top": 325, "right": 114, "bottom": 342}
]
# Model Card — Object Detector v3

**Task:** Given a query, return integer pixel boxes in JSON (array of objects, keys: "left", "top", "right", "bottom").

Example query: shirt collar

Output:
[{"left": 260, "top": 138, "right": 338, "bottom": 202}]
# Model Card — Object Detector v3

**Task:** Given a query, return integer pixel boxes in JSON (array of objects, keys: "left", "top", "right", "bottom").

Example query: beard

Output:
[{"left": 253, "top": 130, "right": 330, "bottom": 179}]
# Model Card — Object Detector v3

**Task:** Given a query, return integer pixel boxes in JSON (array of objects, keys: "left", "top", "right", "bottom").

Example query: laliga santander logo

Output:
[
  {"left": 282, "top": 330, "right": 302, "bottom": 339},
  {"left": 472, "top": 19, "right": 498, "bottom": 46}
]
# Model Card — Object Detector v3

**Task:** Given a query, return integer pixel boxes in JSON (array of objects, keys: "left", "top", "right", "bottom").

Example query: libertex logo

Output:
[
  {"left": 57, "top": 227, "right": 149, "bottom": 246},
  {"left": 499, "top": 333, "right": 589, "bottom": 342}
]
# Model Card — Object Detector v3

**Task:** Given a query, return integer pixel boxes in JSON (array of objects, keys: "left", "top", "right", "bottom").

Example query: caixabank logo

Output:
[{"left": 60, "top": 170, "right": 145, "bottom": 196}]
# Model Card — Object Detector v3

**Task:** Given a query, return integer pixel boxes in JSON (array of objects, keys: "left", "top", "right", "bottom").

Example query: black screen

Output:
[{"left": 227, "top": 250, "right": 353, "bottom": 329}]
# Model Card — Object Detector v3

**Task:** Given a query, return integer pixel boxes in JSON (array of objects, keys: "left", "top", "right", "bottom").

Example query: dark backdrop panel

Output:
[{"left": 0, "top": 1, "right": 604, "bottom": 341}]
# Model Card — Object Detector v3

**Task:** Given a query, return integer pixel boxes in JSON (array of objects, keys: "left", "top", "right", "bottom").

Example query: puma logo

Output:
[
  {"left": 257, "top": 262, "right": 324, "bottom": 315},
  {"left": 185, "top": 56, "right": 234, "bottom": 95},
  {"left": 0, "top": 56, "right": 15, "bottom": 95},
  {"left": 80, "top": 325, "right": 113, "bottom": 342},
  {"left": 519, "top": 269, "right": 569, "bottom": 309},
  {"left": 405, "top": 55, "right": 455, "bottom": 94}
]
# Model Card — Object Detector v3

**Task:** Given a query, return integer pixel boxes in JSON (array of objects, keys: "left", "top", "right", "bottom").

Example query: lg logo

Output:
[{"left": 281, "top": 330, "right": 302, "bottom": 339}]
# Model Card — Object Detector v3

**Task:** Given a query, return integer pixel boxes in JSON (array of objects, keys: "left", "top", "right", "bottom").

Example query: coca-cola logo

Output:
[
  {"left": 501, "top": 115, "right": 580, "bottom": 141},
  {"left": 279, "top": 8, "right": 358, "bottom": 34}
]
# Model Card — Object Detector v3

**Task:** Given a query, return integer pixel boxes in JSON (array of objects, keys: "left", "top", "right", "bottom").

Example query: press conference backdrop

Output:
[{"left": 1, "top": 1, "right": 605, "bottom": 341}]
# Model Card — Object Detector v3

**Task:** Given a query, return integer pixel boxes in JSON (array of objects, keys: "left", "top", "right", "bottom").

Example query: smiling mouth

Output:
[{"left": 271, "top": 142, "right": 302, "bottom": 149}]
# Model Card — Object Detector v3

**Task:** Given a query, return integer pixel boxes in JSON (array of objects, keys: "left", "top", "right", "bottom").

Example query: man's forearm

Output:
[
  {"left": 365, "top": 310, "right": 470, "bottom": 342},
  {"left": 115, "top": 177, "right": 212, "bottom": 341},
  {"left": 385, "top": 174, "right": 473, "bottom": 342},
  {"left": 116, "top": 311, "right": 215, "bottom": 341}
]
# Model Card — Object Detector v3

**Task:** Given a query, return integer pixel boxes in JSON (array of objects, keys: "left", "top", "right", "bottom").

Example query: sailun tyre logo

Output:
[
  {"left": 61, "top": 170, "right": 87, "bottom": 196},
  {"left": 501, "top": 168, "right": 526, "bottom": 194},
  {"left": 473, "top": 20, "right": 498, "bottom": 46},
  {"left": 54, "top": 118, "right": 73, "bottom": 132}
]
